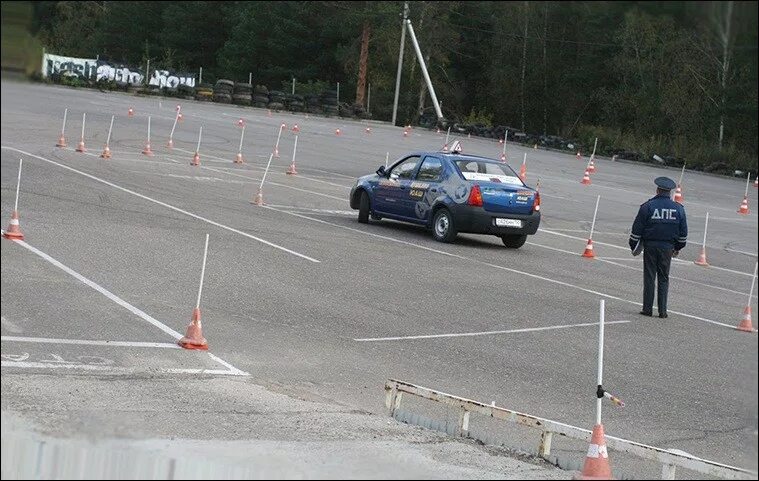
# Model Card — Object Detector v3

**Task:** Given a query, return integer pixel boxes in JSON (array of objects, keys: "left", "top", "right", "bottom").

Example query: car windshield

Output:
[{"left": 455, "top": 159, "right": 523, "bottom": 185}]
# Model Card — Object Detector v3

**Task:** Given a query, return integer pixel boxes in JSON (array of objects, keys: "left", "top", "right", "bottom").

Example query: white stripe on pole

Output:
[
  {"left": 701, "top": 212, "right": 709, "bottom": 249},
  {"left": 445, "top": 126, "right": 450, "bottom": 147},
  {"left": 80, "top": 113, "right": 86, "bottom": 142},
  {"left": 195, "top": 233, "right": 209, "bottom": 309},
  {"left": 196, "top": 126, "right": 203, "bottom": 153},
  {"left": 291, "top": 135, "right": 298, "bottom": 164},
  {"left": 14, "top": 158, "right": 22, "bottom": 212},
  {"left": 748, "top": 262, "right": 758, "bottom": 307},
  {"left": 61, "top": 108, "right": 68, "bottom": 136},
  {"left": 745, "top": 172, "right": 751, "bottom": 197},
  {"left": 591, "top": 137, "right": 598, "bottom": 159},
  {"left": 169, "top": 112, "right": 179, "bottom": 142},
  {"left": 503, "top": 130, "right": 508, "bottom": 156},
  {"left": 147, "top": 116, "right": 151, "bottom": 143},
  {"left": 596, "top": 299, "right": 605, "bottom": 425},
  {"left": 678, "top": 163, "right": 686, "bottom": 185},
  {"left": 259, "top": 153, "right": 274, "bottom": 190},
  {"left": 106, "top": 115, "right": 114, "bottom": 146},
  {"left": 385, "top": 152, "right": 389, "bottom": 169},
  {"left": 589, "top": 195, "right": 601, "bottom": 239},
  {"left": 274, "top": 124, "right": 284, "bottom": 152},
  {"left": 238, "top": 125, "right": 245, "bottom": 154}
]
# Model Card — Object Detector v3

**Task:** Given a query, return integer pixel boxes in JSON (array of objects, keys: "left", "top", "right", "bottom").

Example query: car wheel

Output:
[
  {"left": 501, "top": 234, "right": 527, "bottom": 248},
  {"left": 358, "top": 191, "right": 370, "bottom": 224},
  {"left": 432, "top": 208, "right": 457, "bottom": 243}
]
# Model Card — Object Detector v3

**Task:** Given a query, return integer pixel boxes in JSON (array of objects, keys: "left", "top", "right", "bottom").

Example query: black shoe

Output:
[
  {"left": 639, "top": 310, "right": 653, "bottom": 317},
  {"left": 659, "top": 312, "right": 668, "bottom": 318}
]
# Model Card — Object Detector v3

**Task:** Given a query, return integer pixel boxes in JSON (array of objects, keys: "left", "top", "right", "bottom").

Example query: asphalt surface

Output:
[{"left": 1, "top": 80, "right": 757, "bottom": 477}]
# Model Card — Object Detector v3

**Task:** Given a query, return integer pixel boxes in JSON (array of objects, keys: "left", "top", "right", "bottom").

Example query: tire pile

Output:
[
  {"left": 267, "top": 90, "right": 286, "bottom": 111},
  {"left": 213, "top": 79, "right": 234, "bottom": 104},
  {"left": 252, "top": 85, "right": 269, "bottom": 108},
  {"left": 195, "top": 83, "right": 213, "bottom": 102},
  {"left": 321, "top": 90, "right": 338, "bottom": 116},
  {"left": 232, "top": 83, "right": 252, "bottom": 105}
]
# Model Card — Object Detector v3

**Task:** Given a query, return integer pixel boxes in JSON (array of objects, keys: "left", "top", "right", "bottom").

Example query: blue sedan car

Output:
[{"left": 349, "top": 145, "right": 541, "bottom": 247}]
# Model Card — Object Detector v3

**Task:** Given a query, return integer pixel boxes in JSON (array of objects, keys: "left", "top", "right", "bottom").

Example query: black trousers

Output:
[{"left": 642, "top": 246, "right": 673, "bottom": 314}]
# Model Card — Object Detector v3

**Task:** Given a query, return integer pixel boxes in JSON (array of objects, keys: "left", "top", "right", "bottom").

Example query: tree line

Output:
[{"left": 28, "top": 1, "right": 759, "bottom": 173}]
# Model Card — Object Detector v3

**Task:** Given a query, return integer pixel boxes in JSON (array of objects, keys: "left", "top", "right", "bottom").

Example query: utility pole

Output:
[
  {"left": 356, "top": 19, "right": 371, "bottom": 106},
  {"left": 391, "top": 1, "right": 409, "bottom": 127},
  {"left": 520, "top": 1, "right": 529, "bottom": 133}
]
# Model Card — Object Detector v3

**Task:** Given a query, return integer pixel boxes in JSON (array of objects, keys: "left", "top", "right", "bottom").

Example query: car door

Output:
[
  {"left": 374, "top": 155, "right": 421, "bottom": 217},
  {"left": 410, "top": 155, "right": 444, "bottom": 222}
]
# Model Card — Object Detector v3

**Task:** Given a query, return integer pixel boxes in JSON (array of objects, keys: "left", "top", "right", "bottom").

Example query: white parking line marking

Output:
[
  {"left": 2, "top": 146, "right": 320, "bottom": 263},
  {"left": 1, "top": 336, "right": 181, "bottom": 349},
  {"left": 263, "top": 207, "right": 742, "bottom": 331},
  {"left": 0, "top": 361, "right": 243, "bottom": 376},
  {"left": 354, "top": 320, "right": 631, "bottom": 342},
  {"left": 1, "top": 232, "right": 250, "bottom": 375}
]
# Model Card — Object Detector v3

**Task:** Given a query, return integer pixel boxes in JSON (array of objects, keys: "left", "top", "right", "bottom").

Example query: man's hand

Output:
[{"left": 673, "top": 250, "right": 679, "bottom": 258}]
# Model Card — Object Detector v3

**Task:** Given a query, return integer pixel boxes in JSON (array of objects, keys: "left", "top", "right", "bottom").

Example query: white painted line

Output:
[
  {"left": 207, "top": 352, "right": 249, "bottom": 376},
  {"left": 0, "top": 336, "right": 181, "bottom": 349},
  {"left": 264, "top": 204, "right": 355, "bottom": 215},
  {"left": 263, "top": 207, "right": 742, "bottom": 331},
  {"left": 2, "top": 146, "right": 320, "bottom": 263},
  {"left": 0, "top": 361, "right": 244, "bottom": 376},
  {"left": 1, "top": 316, "right": 23, "bottom": 334},
  {"left": 354, "top": 320, "right": 631, "bottom": 342}
]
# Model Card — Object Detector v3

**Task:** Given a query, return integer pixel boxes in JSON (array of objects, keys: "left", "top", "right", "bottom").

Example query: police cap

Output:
[{"left": 654, "top": 176, "right": 676, "bottom": 191}]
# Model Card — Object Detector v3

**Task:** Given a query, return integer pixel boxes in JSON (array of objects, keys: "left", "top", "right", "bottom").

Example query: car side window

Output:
[
  {"left": 417, "top": 157, "right": 443, "bottom": 182},
  {"left": 390, "top": 156, "right": 421, "bottom": 180}
]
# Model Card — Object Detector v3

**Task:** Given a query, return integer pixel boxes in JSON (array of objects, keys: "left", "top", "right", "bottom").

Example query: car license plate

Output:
[{"left": 496, "top": 218, "right": 522, "bottom": 228}]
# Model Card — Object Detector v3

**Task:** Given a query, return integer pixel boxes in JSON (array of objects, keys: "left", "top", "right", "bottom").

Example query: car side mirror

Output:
[{"left": 376, "top": 165, "right": 387, "bottom": 176}]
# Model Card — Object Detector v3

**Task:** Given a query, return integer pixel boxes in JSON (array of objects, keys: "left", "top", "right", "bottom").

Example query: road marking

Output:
[
  {"left": 1, "top": 316, "right": 23, "bottom": 334},
  {"left": 1, "top": 146, "right": 320, "bottom": 263},
  {"left": 354, "top": 320, "right": 631, "bottom": 342},
  {"left": 0, "top": 336, "right": 181, "bottom": 349},
  {"left": 264, "top": 204, "right": 355, "bottom": 215},
  {"left": 263, "top": 207, "right": 743, "bottom": 331},
  {"left": 0, "top": 361, "right": 244, "bottom": 376},
  {"left": 0, "top": 232, "right": 250, "bottom": 375}
]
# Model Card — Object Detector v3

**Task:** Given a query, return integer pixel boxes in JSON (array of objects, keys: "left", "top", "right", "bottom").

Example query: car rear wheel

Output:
[
  {"left": 358, "top": 191, "right": 370, "bottom": 224},
  {"left": 432, "top": 208, "right": 457, "bottom": 243},
  {"left": 501, "top": 234, "right": 527, "bottom": 248}
]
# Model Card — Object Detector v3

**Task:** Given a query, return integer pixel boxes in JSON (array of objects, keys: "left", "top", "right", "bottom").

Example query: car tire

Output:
[
  {"left": 358, "top": 191, "right": 370, "bottom": 224},
  {"left": 432, "top": 208, "right": 457, "bottom": 243},
  {"left": 501, "top": 234, "right": 527, "bottom": 248}
]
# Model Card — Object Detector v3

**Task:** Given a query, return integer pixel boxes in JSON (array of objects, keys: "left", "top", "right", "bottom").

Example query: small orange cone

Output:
[
  {"left": 365, "top": 127, "right": 372, "bottom": 134},
  {"left": 575, "top": 424, "right": 613, "bottom": 480},
  {"left": 519, "top": 161, "right": 527, "bottom": 181},
  {"left": 128, "top": 107, "right": 134, "bottom": 117},
  {"left": 234, "top": 152, "right": 244, "bottom": 164},
  {"left": 737, "top": 196, "right": 749, "bottom": 215},
  {"left": 142, "top": 142, "right": 154, "bottom": 157},
  {"left": 581, "top": 170, "right": 592, "bottom": 185},
  {"left": 694, "top": 246, "right": 709, "bottom": 266},
  {"left": 3, "top": 210, "right": 24, "bottom": 240},
  {"left": 251, "top": 188, "right": 264, "bottom": 206},
  {"left": 736, "top": 306, "right": 754, "bottom": 332},
  {"left": 335, "top": 128, "right": 341, "bottom": 136},
  {"left": 577, "top": 151, "right": 582, "bottom": 161},
  {"left": 499, "top": 138, "right": 504, "bottom": 144},
  {"left": 292, "top": 124, "right": 300, "bottom": 133},
  {"left": 56, "top": 134, "right": 67, "bottom": 148},
  {"left": 436, "top": 127, "right": 441, "bottom": 134},
  {"left": 286, "top": 161, "right": 298, "bottom": 175},
  {"left": 673, "top": 185, "right": 683, "bottom": 204},
  {"left": 237, "top": 118, "right": 244, "bottom": 127},
  {"left": 403, "top": 129, "right": 409, "bottom": 138},
  {"left": 582, "top": 239, "right": 595, "bottom": 258},
  {"left": 76, "top": 138, "right": 86, "bottom": 153},
  {"left": 167, "top": 138, "right": 174, "bottom": 149},
  {"left": 100, "top": 145, "right": 112, "bottom": 159},
  {"left": 191, "top": 152, "right": 200, "bottom": 166},
  {"left": 178, "top": 308, "right": 208, "bottom": 350},
  {"left": 588, "top": 158, "right": 596, "bottom": 173},
  {"left": 500, "top": 153, "right": 506, "bottom": 162},
  {"left": 281, "top": 123, "right": 287, "bottom": 130},
  {"left": 754, "top": 176, "right": 758, "bottom": 188}
]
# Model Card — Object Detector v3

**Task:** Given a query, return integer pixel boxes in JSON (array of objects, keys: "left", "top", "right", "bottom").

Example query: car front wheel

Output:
[
  {"left": 432, "top": 208, "right": 457, "bottom": 243},
  {"left": 501, "top": 234, "right": 527, "bottom": 248},
  {"left": 358, "top": 191, "right": 370, "bottom": 224}
]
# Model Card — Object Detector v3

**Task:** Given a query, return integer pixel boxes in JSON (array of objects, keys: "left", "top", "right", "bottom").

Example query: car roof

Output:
[{"left": 406, "top": 151, "right": 500, "bottom": 163}]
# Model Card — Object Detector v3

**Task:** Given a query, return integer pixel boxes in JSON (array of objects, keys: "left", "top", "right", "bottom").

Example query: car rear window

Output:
[{"left": 455, "top": 160, "right": 523, "bottom": 185}]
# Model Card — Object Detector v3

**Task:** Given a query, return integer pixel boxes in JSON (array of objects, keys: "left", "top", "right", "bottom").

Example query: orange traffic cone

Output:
[
  {"left": 251, "top": 188, "right": 264, "bottom": 206},
  {"left": 737, "top": 196, "right": 749, "bottom": 214},
  {"left": 292, "top": 124, "right": 300, "bottom": 133},
  {"left": 365, "top": 127, "right": 371, "bottom": 134},
  {"left": 286, "top": 161, "right": 298, "bottom": 175},
  {"left": 191, "top": 152, "right": 200, "bottom": 166},
  {"left": 694, "top": 246, "right": 709, "bottom": 266},
  {"left": 167, "top": 138, "right": 174, "bottom": 149},
  {"left": 128, "top": 107, "right": 134, "bottom": 117},
  {"left": 582, "top": 239, "right": 595, "bottom": 258},
  {"left": 577, "top": 151, "right": 582, "bottom": 161},
  {"left": 234, "top": 152, "right": 244, "bottom": 164},
  {"left": 142, "top": 142, "right": 154, "bottom": 157},
  {"left": 100, "top": 145, "right": 112, "bottom": 159},
  {"left": 436, "top": 127, "right": 441, "bottom": 134},
  {"left": 519, "top": 161, "right": 527, "bottom": 181},
  {"left": 237, "top": 118, "right": 244, "bottom": 127},
  {"left": 588, "top": 158, "right": 596, "bottom": 174},
  {"left": 581, "top": 170, "right": 592, "bottom": 185},
  {"left": 335, "top": 128, "right": 341, "bottom": 136},
  {"left": 754, "top": 176, "right": 758, "bottom": 188},
  {"left": 673, "top": 185, "right": 683, "bottom": 204},
  {"left": 500, "top": 153, "right": 506, "bottom": 162},
  {"left": 736, "top": 306, "right": 754, "bottom": 332},
  {"left": 280, "top": 123, "right": 287, "bottom": 130},
  {"left": 403, "top": 129, "right": 409, "bottom": 138},
  {"left": 3, "top": 210, "right": 24, "bottom": 240},
  {"left": 76, "top": 138, "right": 86, "bottom": 153},
  {"left": 178, "top": 308, "right": 208, "bottom": 350},
  {"left": 56, "top": 133, "right": 67, "bottom": 148},
  {"left": 499, "top": 138, "right": 504, "bottom": 145},
  {"left": 575, "top": 424, "right": 613, "bottom": 480}
]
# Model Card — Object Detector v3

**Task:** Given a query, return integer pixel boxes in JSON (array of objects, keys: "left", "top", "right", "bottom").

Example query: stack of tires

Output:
[
  {"left": 195, "top": 83, "right": 213, "bottom": 102},
  {"left": 178, "top": 83, "right": 196, "bottom": 101},
  {"left": 232, "top": 83, "right": 252, "bottom": 105},
  {"left": 305, "top": 94, "right": 321, "bottom": 114},
  {"left": 268, "top": 90, "right": 286, "bottom": 111},
  {"left": 213, "top": 79, "right": 234, "bottom": 103},
  {"left": 252, "top": 85, "right": 269, "bottom": 108},
  {"left": 321, "top": 90, "right": 338, "bottom": 116},
  {"left": 288, "top": 94, "right": 305, "bottom": 112}
]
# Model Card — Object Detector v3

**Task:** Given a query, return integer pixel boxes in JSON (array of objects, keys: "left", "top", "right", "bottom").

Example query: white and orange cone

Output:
[
  {"left": 500, "top": 152, "right": 506, "bottom": 162},
  {"left": 234, "top": 152, "right": 244, "bottom": 164},
  {"left": 56, "top": 108, "right": 68, "bottom": 147},
  {"left": 56, "top": 133, "right": 67, "bottom": 148},
  {"left": 251, "top": 188, "right": 264, "bottom": 206},
  {"left": 736, "top": 306, "right": 754, "bottom": 332},
  {"left": 365, "top": 127, "right": 371, "bottom": 135},
  {"left": 403, "top": 129, "right": 409, "bottom": 138},
  {"left": 754, "top": 176, "right": 758, "bottom": 188},
  {"left": 575, "top": 424, "right": 613, "bottom": 480},
  {"left": 588, "top": 158, "right": 596, "bottom": 174},
  {"left": 167, "top": 138, "right": 174, "bottom": 149},
  {"left": 191, "top": 127, "right": 202, "bottom": 166},
  {"left": 100, "top": 145, "right": 112, "bottom": 159},
  {"left": 694, "top": 247, "right": 709, "bottom": 266},
  {"left": 519, "top": 154, "right": 527, "bottom": 181},
  {"left": 737, "top": 196, "right": 749, "bottom": 215},
  {"left": 285, "top": 135, "right": 299, "bottom": 175},
  {"left": 576, "top": 151, "right": 582, "bottom": 161},
  {"left": 335, "top": 128, "right": 341, "bottom": 136},
  {"left": 191, "top": 151, "right": 200, "bottom": 166},
  {"left": 291, "top": 124, "right": 300, "bottom": 133},
  {"left": 75, "top": 113, "right": 87, "bottom": 152},
  {"left": 3, "top": 210, "right": 24, "bottom": 241},
  {"left": 673, "top": 185, "right": 683, "bottom": 204},
  {"left": 178, "top": 308, "right": 208, "bottom": 350},
  {"left": 582, "top": 239, "right": 595, "bottom": 259},
  {"left": 128, "top": 107, "right": 134, "bottom": 117},
  {"left": 581, "top": 170, "right": 592, "bottom": 185},
  {"left": 142, "top": 142, "right": 154, "bottom": 156},
  {"left": 237, "top": 118, "right": 244, "bottom": 127}
]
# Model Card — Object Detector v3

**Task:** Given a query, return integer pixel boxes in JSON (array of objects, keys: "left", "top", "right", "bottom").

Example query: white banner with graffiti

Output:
[{"left": 42, "top": 53, "right": 196, "bottom": 88}]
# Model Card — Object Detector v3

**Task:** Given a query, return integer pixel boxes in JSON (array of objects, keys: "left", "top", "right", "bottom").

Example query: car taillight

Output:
[
  {"left": 533, "top": 192, "right": 541, "bottom": 212},
  {"left": 468, "top": 184, "right": 483, "bottom": 206}
]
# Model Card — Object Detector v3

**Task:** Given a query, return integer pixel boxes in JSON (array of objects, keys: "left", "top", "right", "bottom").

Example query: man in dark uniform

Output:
[{"left": 629, "top": 177, "right": 688, "bottom": 318}]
